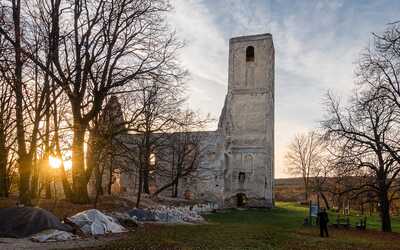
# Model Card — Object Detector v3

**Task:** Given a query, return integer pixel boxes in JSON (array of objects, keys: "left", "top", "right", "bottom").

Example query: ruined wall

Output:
[
  {"left": 152, "top": 131, "right": 225, "bottom": 206},
  {"left": 220, "top": 34, "right": 274, "bottom": 207},
  {"left": 93, "top": 34, "right": 274, "bottom": 209}
]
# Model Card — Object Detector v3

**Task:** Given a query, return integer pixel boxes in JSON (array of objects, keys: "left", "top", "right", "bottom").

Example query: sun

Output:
[{"left": 49, "top": 155, "right": 62, "bottom": 169}]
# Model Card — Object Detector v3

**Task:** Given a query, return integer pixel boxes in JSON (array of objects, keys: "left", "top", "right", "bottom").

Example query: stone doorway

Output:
[{"left": 236, "top": 193, "right": 247, "bottom": 207}]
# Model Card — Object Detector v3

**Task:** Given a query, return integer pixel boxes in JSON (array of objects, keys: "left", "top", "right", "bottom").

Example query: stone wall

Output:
[
  {"left": 91, "top": 33, "right": 275, "bottom": 209},
  {"left": 220, "top": 33, "right": 274, "bottom": 208}
]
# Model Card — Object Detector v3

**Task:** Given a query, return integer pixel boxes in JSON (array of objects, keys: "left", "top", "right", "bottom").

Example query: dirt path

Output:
[{"left": 0, "top": 234, "right": 128, "bottom": 250}]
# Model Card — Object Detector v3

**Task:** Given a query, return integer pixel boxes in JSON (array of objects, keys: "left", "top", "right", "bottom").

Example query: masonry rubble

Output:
[{"left": 126, "top": 203, "right": 218, "bottom": 224}]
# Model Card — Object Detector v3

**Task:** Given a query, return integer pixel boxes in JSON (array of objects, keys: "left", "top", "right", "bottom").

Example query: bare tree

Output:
[
  {"left": 0, "top": 0, "right": 184, "bottom": 203},
  {"left": 0, "top": 0, "right": 53, "bottom": 204},
  {"left": 0, "top": 64, "right": 16, "bottom": 198},
  {"left": 152, "top": 111, "right": 210, "bottom": 198},
  {"left": 285, "top": 131, "right": 325, "bottom": 201},
  {"left": 87, "top": 95, "right": 126, "bottom": 198},
  {"left": 322, "top": 89, "right": 400, "bottom": 232},
  {"left": 123, "top": 79, "right": 185, "bottom": 206}
]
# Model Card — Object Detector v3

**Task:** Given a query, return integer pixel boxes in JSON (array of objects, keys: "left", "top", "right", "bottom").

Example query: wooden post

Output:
[{"left": 309, "top": 200, "right": 312, "bottom": 225}]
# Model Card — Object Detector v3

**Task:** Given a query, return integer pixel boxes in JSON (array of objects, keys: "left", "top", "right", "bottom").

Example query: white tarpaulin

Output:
[
  {"left": 30, "top": 229, "right": 77, "bottom": 242},
  {"left": 68, "top": 209, "right": 127, "bottom": 235}
]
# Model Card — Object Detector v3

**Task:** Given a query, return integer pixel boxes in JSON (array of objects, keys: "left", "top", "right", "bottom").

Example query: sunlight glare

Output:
[
  {"left": 49, "top": 155, "right": 62, "bottom": 169},
  {"left": 64, "top": 160, "right": 72, "bottom": 170}
]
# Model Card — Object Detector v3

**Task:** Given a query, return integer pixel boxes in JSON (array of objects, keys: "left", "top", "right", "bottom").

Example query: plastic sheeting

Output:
[
  {"left": 30, "top": 229, "right": 78, "bottom": 242},
  {"left": 68, "top": 209, "right": 127, "bottom": 235},
  {"left": 0, "top": 207, "right": 72, "bottom": 238},
  {"left": 110, "top": 212, "right": 140, "bottom": 228}
]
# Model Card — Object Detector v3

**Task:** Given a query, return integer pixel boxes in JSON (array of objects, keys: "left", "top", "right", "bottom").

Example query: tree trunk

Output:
[
  {"left": 19, "top": 158, "right": 32, "bottom": 205},
  {"left": 71, "top": 122, "right": 89, "bottom": 203},
  {"left": 142, "top": 168, "right": 149, "bottom": 194},
  {"left": 303, "top": 176, "right": 309, "bottom": 202},
  {"left": 95, "top": 165, "right": 104, "bottom": 196},
  {"left": 152, "top": 175, "right": 179, "bottom": 198},
  {"left": 30, "top": 159, "right": 39, "bottom": 199},
  {"left": 379, "top": 191, "right": 392, "bottom": 232},
  {"left": 59, "top": 164, "right": 72, "bottom": 200},
  {"left": 319, "top": 192, "right": 330, "bottom": 210},
  {"left": 173, "top": 178, "right": 179, "bottom": 197},
  {"left": 107, "top": 163, "right": 112, "bottom": 195},
  {"left": 142, "top": 146, "right": 150, "bottom": 194},
  {"left": 45, "top": 165, "right": 52, "bottom": 200},
  {"left": 136, "top": 169, "right": 143, "bottom": 208},
  {"left": 12, "top": 0, "right": 31, "bottom": 205},
  {"left": 49, "top": 77, "right": 72, "bottom": 201},
  {"left": 0, "top": 133, "right": 7, "bottom": 197},
  {"left": 174, "top": 163, "right": 181, "bottom": 198}
]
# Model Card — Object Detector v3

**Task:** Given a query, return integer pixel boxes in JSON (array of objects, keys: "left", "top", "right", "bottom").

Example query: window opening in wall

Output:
[
  {"left": 246, "top": 46, "right": 255, "bottom": 62},
  {"left": 239, "top": 172, "right": 245, "bottom": 184},
  {"left": 149, "top": 153, "right": 156, "bottom": 165}
]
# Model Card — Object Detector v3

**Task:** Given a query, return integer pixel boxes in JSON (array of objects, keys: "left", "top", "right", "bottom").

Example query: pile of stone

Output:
[
  {"left": 182, "top": 203, "right": 219, "bottom": 214},
  {"left": 128, "top": 205, "right": 205, "bottom": 224},
  {"left": 153, "top": 206, "right": 204, "bottom": 223}
]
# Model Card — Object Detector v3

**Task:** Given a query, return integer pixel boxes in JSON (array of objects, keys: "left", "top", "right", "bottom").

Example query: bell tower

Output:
[{"left": 220, "top": 33, "right": 274, "bottom": 207}]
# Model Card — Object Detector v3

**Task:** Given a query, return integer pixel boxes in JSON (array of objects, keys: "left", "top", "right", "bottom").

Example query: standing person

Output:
[{"left": 317, "top": 208, "right": 329, "bottom": 237}]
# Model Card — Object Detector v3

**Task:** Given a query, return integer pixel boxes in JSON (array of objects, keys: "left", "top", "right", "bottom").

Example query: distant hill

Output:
[
  {"left": 274, "top": 177, "right": 305, "bottom": 202},
  {"left": 275, "top": 177, "right": 304, "bottom": 187}
]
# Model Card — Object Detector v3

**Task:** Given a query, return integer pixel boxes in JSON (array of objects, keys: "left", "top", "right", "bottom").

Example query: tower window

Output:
[
  {"left": 246, "top": 46, "right": 254, "bottom": 62},
  {"left": 238, "top": 172, "right": 245, "bottom": 184}
]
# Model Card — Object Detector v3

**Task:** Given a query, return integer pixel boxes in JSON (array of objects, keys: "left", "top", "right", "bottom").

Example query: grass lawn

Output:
[{"left": 87, "top": 202, "right": 400, "bottom": 250}]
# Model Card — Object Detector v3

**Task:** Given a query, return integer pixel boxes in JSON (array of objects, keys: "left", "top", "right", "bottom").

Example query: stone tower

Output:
[{"left": 219, "top": 33, "right": 274, "bottom": 207}]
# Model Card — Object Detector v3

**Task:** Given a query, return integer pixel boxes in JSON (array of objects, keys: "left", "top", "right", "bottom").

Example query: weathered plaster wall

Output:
[
  {"left": 94, "top": 34, "right": 275, "bottom": 208},
  {"left": 220, "top": 33, "right": 274, "bottom": 207}
]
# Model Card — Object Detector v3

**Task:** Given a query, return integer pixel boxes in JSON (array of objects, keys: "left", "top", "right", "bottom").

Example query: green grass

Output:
[
  {"left": 88, "top": 202, "right": 400, "bottom": 250},
  {"left": 325, "top": 207, "right": 400, "bottom": 232}
]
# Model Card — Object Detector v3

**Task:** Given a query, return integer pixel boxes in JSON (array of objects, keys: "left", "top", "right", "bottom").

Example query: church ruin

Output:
[{"left": 90, "top": 33, "right": 275, "bottom": 208}]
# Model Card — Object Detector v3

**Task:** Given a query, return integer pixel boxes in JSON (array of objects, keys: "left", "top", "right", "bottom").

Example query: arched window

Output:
[{"left": 246, "top": 46, "right": 255, "bottom": 62}]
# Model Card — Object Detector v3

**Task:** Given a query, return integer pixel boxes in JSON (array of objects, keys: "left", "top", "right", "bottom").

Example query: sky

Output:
[{"left": 167, "top": 0, "right": 400, "bottom": 178}]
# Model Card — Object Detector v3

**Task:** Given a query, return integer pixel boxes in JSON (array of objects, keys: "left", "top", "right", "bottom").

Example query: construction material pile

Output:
[
  {"left": 0, "top": 207, "right": 128, "bottom": 243},
  {"left": 31, "top": 229, "right": 77, "bottom": 242},
  {"left": 0, "top": 207, "right": 73, "bottom": 238},
  {"left": 154, "top": 206, "right": 204, "bottom": 223},
  {"left": 67, "top": 209, "right": 127, "bottom": 235},
  {"left": 128, "top": 205, "right": 205, "bottom": 224},
  {"left": 182, "top": 203, "right": 218, "bottom": 214}
]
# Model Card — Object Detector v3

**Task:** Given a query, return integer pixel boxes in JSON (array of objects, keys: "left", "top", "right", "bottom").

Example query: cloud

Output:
[{"left": 168, "top": 0, "right": 228, "bottom": 85}]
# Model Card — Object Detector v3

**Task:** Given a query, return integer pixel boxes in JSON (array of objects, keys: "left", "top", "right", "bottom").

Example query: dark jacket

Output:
[{"left": 317, "top": 211, "right": 329, "bottom": 225}]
